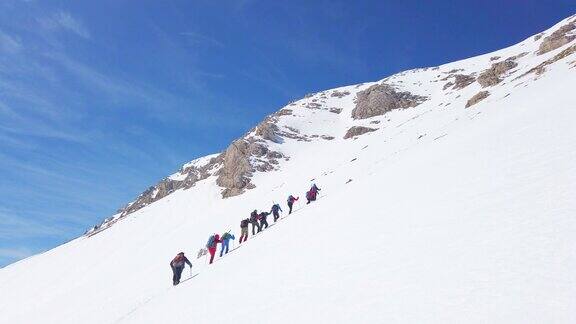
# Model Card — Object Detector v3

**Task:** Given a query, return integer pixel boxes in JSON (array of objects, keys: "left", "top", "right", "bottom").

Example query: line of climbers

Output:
[{"left": 169, "top": 183, "right": 321, "bottom": 285}]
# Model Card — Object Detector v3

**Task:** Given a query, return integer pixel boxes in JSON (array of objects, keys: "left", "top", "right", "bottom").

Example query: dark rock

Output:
[
  {"left": 344, "top": 126, "right": 378, "bottom": 139},
  {"left": 351, "top": 84, "right": 428, "bottom": 119},
  {"left": 465, "top": 91, "right": 490, "bottom": 108}
]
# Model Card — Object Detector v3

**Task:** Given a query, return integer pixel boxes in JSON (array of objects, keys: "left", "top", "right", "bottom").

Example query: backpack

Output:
[
  {"left": 222, "top": 232, "right": 230, "bottom": 240},
  {"left": 206, "top": 235, "right": 215, "bottom": 248},
  {"left": 241, "top": 219, "right": 249, "bottom": 227},
  {"left": 287, "top": 195, "right": 294, "bottom": 203},
  {"left": 172, "top": 254, "right": 184, "bottom": 267}
]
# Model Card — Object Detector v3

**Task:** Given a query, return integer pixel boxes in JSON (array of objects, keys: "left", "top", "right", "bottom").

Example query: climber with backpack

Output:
[
  {"left": 206, "top": 233, "right": 222, "bottom": 264},
  {"left": 306, "top": 183, "right": 321, "bottom": 204},
  {"left": 169, "top": 252, "right": 192, "bottom": 285},
  {"left": 259, "top": 211, "right": 270, "bottom": 230},
  {"left": 271, "top": 203, "right": 283, "bottom": 222},
  {"left": 287, "top": 195, "right": 299, "bottom": 214},
  {"left": 220, "top": 232, "right": 236, "bottom": 257},
  {"left": 250, "top": 210, "right": 261, "bottom": 235},
  {"left": 239, "top": 218, "right": 250, "bottom": 243}
]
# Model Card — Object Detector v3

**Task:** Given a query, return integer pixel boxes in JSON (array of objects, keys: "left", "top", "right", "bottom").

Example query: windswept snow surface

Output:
[{"left": 1, "top": 15, "right": 576, "bottom": 323}]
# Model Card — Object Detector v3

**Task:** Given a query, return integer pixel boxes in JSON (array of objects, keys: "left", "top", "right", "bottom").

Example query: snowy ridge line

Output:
[{"left": 86, "top": 13, "right": 576, "bottom": 235}]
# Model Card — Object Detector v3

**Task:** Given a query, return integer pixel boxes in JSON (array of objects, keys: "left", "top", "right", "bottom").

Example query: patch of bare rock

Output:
[
  {"left": 443, "top": 73, "right": 476, "bottom": 90},
  {"left": 331, "top": 90, "right": 351, "bottom": 98},
  {"left": 343, "top": 126, "right": 378, "bottom": 139},
  {"left": 477, "top": 58, "right": 518, "bottom": 87},
  {"left": 538, "top": 22, "right": 576, "bottom": 55},
  {"left": 518, "top": 44, "right": 576, "bottom": 79},
  {"left": 351, "top": 83, "right": 428, "bottom": 119},
  {"left": 465, "top": 91, "right": 490, "bottom": 108}
]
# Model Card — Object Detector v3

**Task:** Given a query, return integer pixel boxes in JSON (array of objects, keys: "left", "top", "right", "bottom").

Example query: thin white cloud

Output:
[
  {"left": 0, "top": 208, "right": 67, "bottom": 239},
  {"left": 39, "top": 10, "right": 90, "bottom": 39},
  {"left": 0, "top": 29, "right": 22, "bottom": 53}
]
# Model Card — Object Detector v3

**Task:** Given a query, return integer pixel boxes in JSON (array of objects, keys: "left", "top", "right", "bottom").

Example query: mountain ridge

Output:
[{"left": 85, "top": 13, "right": 576, "bottom": 236}]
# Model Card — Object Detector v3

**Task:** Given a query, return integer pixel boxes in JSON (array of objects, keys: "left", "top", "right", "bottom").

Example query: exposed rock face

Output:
[
  {"left": 306, "top": 102, "right": 322, "bottom": 109},
  {"left": 351, "top": 83, "right": 428, "bottom": 119},
  {"left": 343, "top": 126, "right": 378, "bottom": 139},
  {"left": 534, "top": 33, "right": 544, "bottom": 41},
  {"left": 278, "top": 125, "right": 310, "bottom": 142},
  {"left": 274, "top": 109, "right": 293, "bottom": 116},
  {"left": 119, "top": 112, "right": 290, "bottom": 210},
  {"left": 216, "top": 140, "right": 254, "bottom": 198},
  {"left": 444, "top": 74, "right": 476, "bottom": 90},
  {"left": 538, "top": 22, "right": 576, "bottom": 55},
  {"left": 216, "top": 122, "right": 286, "bottom": 198},
  {"left": 518, "top": 44, "right": 576, "bottom": 79},
  {"left": 329, "top": 107, "right": 343, "bottom": 114},
  {"left": 255, "top": 120, "right": 281, "bottom": 143},
  {"left": 477, "top": 58, "right": 518, "bottom": 87},
  {"left": 465, "top": 91, "right": 490, "bottom": 108},
  {"left": 331, "top": 90, "right": 350, "bottom": 98},
  {"left": 453, "top": 74, "right": 476, "bottom": 89}
]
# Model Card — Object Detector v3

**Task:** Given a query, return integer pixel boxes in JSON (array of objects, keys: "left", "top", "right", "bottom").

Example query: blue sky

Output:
[{"left": 0, "top": 0, "right": 573, "bottom": 266}]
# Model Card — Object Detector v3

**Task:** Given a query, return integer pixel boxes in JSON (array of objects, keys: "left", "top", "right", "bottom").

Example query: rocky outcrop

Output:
[
  {"left": 343, "top": 126, "right": 378, "bottom": 139},
  {"left": 118, "top": 113, "right": 290, "bottom": 211},
  {"left": 215, "top": 131, "right": 286, "bottom": 198},
  {"left": 351, "top": 83, "right": 428, "bottom": 119},
  {"left": 477, "top": 58, "right": 518, "bottom": 87},
  {"left": 534, "top": 33, "right": 544, "bottom": 41},
  {"left": 443, "top": 74, "right": 476, "bottom": 91},
  {"left": 274, "top": 109, "right": 293, "bottom": 117},
  {"left": 216, "top": 140, "right": 254, "bottom": 198},
  {"left": 305, "top": 102, "right": 322, "bottom": 109},
  {"left": 453, "top": 74, "right": 476, "bottom": 90},
  {"left": 518, "top": 44, "right": 576, "bottom": 79},
  {"left": 331, "top": 90, "right": 350, "bottom": 98},
  {"left": 329, "top": 107, "right": 343, "bottom": 114},
  {"left": 255, "top": 120, "right": 281, "bottom": 143},
  {"left": 465, "top": 91, "right": 490, "bottom": 108},
  {"left": 538, "top": 22, "right": 576, "bottom": 55}
]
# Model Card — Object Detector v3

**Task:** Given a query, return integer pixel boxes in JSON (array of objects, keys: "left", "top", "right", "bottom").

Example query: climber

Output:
[
  {"left": 287, "top": 195, "right": 299, "bottom": 214},
  {"left": 271, "top": 203, "right": 283, "bottom": 222},
  {"left": 220, "top": 232, "right": 236, "bottom": 257},
  {"left": 169, "top": 252, "right": 192, "bottom": 285},
  {"left": 250, "top": 210, "right": 261, "bottom": 235},
  {"left": 306, "top": 184, "right": 321, "bottom": 204},
  {"left": 259, "top": 211, "right": 270, "bottom": 229},
  {"left": 206, "top": 233, "right": 221, "bottom": 264},
  {"left": 239, "top": 218, "right": 250, "bottom": 243}
]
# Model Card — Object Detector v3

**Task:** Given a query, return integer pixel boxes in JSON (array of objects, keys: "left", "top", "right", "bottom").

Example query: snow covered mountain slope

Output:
[{"left": 1, "top": 14, "right": 575, "bottom": 324}]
